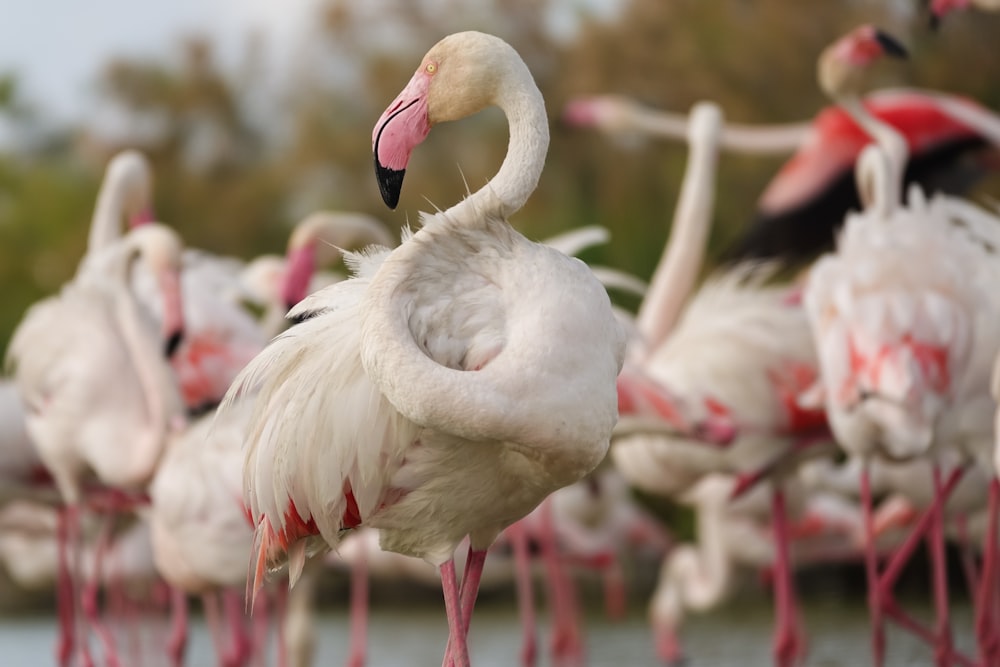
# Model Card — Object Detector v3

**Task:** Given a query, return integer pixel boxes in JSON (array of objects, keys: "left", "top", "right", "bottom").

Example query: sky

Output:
[{"left": 0, "top": 0, "right": 321, "bottom": 123}]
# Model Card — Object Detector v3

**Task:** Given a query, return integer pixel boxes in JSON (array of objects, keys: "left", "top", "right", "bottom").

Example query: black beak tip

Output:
[
  {"left": 164, "top": 330, "right": 183, "bottom": 359},
  {"left": 374, "top": 157, "right": 404, "bottom": 210},
  {"left": 875, "top": 29, "right": 909, "bottom": 59}
]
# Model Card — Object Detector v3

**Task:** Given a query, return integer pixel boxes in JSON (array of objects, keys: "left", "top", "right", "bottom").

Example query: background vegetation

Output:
[{"left": 1, "top": 0, "right": 999, "bottom": 355}]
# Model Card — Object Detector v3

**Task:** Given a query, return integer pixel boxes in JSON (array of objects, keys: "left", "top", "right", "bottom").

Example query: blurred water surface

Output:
[{"left": 0, "top": 597, "right": 976, "bottom": 667}]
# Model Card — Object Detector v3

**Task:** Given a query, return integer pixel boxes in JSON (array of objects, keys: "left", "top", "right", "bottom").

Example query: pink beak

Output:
[
  {"left": 372, "top": 69, "right": 432, "bottom": 209},
  {"left": 130, "top": 206, "right": 156, "bottom": 228},
  {"left": 562, "top": 98, "right": 601, "bottom": 127},
  {"left": 158, "top": 269, "right": 185, "bottom": 358},
  {"left": 281, "top": 244, "right": 316, "bottom": 311}
]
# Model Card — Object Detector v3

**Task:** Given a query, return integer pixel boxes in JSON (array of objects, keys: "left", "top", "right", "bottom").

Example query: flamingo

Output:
[
  {"left": 6, "top": 222, "right": 188, "bottom": 667},
  {"left": 802, "top": 24, "right": 1000, "bottom": 667},
  {"left": 251, "top": 216, "right": 634, "bottom": 667},
  {"left": 597, "top": 99, "right": 826, "bottom": 664},
  {"left": 564, "top": 90, "right": 1000, "bottom": 268},
  {"left": 930, "top": 0, "right": 1000, "bottom": 26},
  {"left": 237, "top": 211, "right": 396, "bottom": 337},
  {"left": 223, "top": 31, "right": 624, "bottom": 667},
  {"left": 148, "top": 402, "right": 264, "bottom": 667},
  {"left": 648, "top": 472, "right": 864, "bottom": 666},
  {"left": 0, "top": 379, "right": 47, "bottom": 495}
]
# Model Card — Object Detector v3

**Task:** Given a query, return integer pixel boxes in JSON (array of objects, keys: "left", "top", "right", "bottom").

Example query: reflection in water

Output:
[{"left": 0, "top": 595, "right": 975, "bottom": 667}]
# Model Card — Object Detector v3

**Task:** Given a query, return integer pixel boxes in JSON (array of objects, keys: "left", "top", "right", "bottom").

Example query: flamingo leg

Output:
[
  {"left": 348, "top": 537, "right": 370, "bottom": 667},
  {"left": 860, "top": 463, "right": 886, "bottom": 667},
  {"left": 601, "top": 554, "right": 627, "bottom": 621},
  {"left": 507, "top": 521, "right": 538, "bottom": 667},
  {"left": 976, "top": 478, "right": 1000, "bottom": 665},
  {"left": 275, "top": 584, "right": 289, "bottom": 667},
  {"left": 81, "top": 512, "right": 122, "bottom": 667},
  {"left": 538, "top": 498, "right": 585, "bottom": 666},
  {"left": 439, "top": 560, "right": 471, "bottom": 667},
  {"left": 442, "top": 545, "right": 488, "bottom": 667},
  {"left": 928, "top": 466, "right": 952, "bottom": 667},
  {"left": 223, "top": 588, "right": 252, "bottom": 667},
  {"left": 770, "top": 485, "right": 805, "bottom": 667},
  {"left": 56, "top": 507, "right": 77, "bottom": 667},
  {"left": 166, "top": 587, "right": 189, "bottom": 667},
  {"left": 203, "top": 592, "right": 228, "bottom": 666}
]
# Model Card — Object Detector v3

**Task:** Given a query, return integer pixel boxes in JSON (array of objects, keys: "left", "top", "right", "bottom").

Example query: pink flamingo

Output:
[
  {"left": 564, "top": 89, "right": 1000, "bottom": 268},
  {"left": 223, "top": 31, "right": 624, "bottom": 667},
  {"left": 803, "top": 25, "right": 1000, "bottom": 667},
  {"left": 7, "top": 223, "right": 187, "bottom": 667}
]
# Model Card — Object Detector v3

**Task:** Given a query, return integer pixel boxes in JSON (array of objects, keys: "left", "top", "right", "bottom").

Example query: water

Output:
[{"left": 0, "top": 596, "right": 977, "bottom": 667}]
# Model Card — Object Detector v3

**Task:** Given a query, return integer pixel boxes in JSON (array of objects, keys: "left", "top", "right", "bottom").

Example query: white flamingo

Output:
[
  {"left": 602, "top": 100, "right": 826, "bottom": 665},
  {"left": 802, "top": 24, "right": 1000, "bottom": 667},
  {"left": 6, "top": 222, "right": 187, "bottom": 667},
  {"left": 223, "top": 31, "right": 624, "bottom": 667}
]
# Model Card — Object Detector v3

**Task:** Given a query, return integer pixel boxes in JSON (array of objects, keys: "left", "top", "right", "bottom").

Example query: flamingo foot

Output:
[
  {"left": 654, "top": 623, "right": 686, "bottom": 666},
  {"left": 519, "top": 634, "right": 537, "bottom": 667},
  {"left": 549, "top": 621, "right": 585, "bottom": 667},
  {"left": 772, "top": 620, "right": 807, "bottom": 667}
]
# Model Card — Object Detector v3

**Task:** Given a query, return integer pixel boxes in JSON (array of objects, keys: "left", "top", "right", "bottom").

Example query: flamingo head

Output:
[
  {"left": 373, "top": 31, "right": 519, "bottom": 209},
  {"left": 129, "top": 224, "right": 185, "bottom": 358},
  {"left": 818, "top": 25, "right": 908, "bottom": 100},
  {"left": 281, "top": 241, "right": 316, "bottom": 311},
  {"left": 105, "top": 149, "right": 155, "bottom": 228},
  {"left": 562, "top": 95, "right": 636, "bottom": 133},
  {"left": 929, "top": 0, "right": 971, "bottom": 28}
]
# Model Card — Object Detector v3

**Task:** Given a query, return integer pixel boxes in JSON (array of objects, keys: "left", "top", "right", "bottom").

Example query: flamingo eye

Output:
[{"left": 426, "top": 63, "right": 437, "bottom": 74}]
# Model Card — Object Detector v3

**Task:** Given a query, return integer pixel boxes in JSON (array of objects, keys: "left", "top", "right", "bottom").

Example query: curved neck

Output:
[
  {"left": 636, "top": 111, "right": 721, "bottom": 354},
  {"left": 631, "top": 106, "right": 808, "bottom": 155},
  {"left": 88, "top": 182, "right": 127, "bottom": 257},
  {"left": 840, "top": 95, "right": 907, "bottom": 208},
  {"left": 108, "top": 251, "right": 179, "bottom": 484},
  {"left": 447, "top": 66, "right": 549, "bottom": 222},
  {"left": 671, "top": 491, "right": 732, "bottom": 608}
]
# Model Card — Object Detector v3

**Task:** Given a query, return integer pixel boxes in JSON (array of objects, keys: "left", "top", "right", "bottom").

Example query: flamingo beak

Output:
[
  {"left": 130, "top": 206, "right": 156, "bottom": 228},
  {"left": 873, "top": 29, "right": 909, "bottom": 59},
  {"left": 281, "top": 244, "right": 316, "bottom": 312},
  {"left": 372, "top": 70, "right": 432, "bottom": 209},
  {"left": 159, "top": 269, "right": 185, "bottom": 358}
]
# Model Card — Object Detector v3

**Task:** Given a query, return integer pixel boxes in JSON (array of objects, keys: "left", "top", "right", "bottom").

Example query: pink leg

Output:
[
  {"left": 928, "top": 466, "right": 952, "bottom": 667},
  {"left": 203, "top": 592, "right": 228, "bottom": 666},
  {"left": 56, "top": 507, "right": 77, "bottom": 667},
  {"left": 166, "top": 587, "right": 188, "bottom": 667},
  {"left": 439, "top": 560, "right": 470, "bottom": 667},
  {"left": 860, "top": 464, "right": 886, "bottom": 667},
  {"left": 81, "top": 513, "right": 122, "bottom": 667},
  {"left": 881, "top": 600, "right": 977, "bottom": 667},
  {"left": 251, "top": 587, "right": 269, "bottom": 667},
  {"left": 770, "top": 486, "right": 805, "bottom": 667},
  {"left": 601, "top": 556, "right": 627, "bottom": 621},
  {"left": 348, "top": 539, "right": 369, "bottom": 667},
  {"left": 878, "top": 467, "right": 965, "bottom": 594},
  {"left": 223, "top": 589, "right": 252, "bottom": 667},
  {"left": 538, "top": 499, "right": 584, "bottom": 666},
  {"left": 507, "top": 522, "right": 538, "bottom": 667},
  {"left": 976, "top": 478, "right": 1000, "bottom": 665},
  {"left": 443, "top": 545, "right": 488, "bottom": 667}
]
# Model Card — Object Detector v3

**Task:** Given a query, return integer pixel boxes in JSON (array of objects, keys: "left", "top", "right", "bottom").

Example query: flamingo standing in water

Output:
[
  {"left": 596, "top": 98, "right": 825, "bottom": 665},
  {"left": 223, "top": 31, "right": 624, "bottom": 667},
  {"left": 802, "top": 24, "right": 1000, "bottom": 667},
  {"left": 7, "top": 222, "right": 188, "bottom": 667}
]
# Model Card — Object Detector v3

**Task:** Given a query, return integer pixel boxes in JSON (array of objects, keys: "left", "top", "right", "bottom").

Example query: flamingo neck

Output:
[
  {"left": 839, "top": 95, "right": 907, "bottom": 208},
  {"left": 110, "top": 250, "right": 179, "bottom": 486},
  {"left": 636, "top": 106, "right": 721, "bottom": 354},
  {"left": 447, "top": 64, "right": 549, "bottom": 223},
  {"left": 88, "top": 180, "right": 129, "bottom": 257}
]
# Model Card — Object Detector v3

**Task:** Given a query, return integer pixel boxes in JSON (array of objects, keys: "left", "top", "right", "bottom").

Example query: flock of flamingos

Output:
[{"left": 3, "top": 3, "right": 1000, "bottom": 667}]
